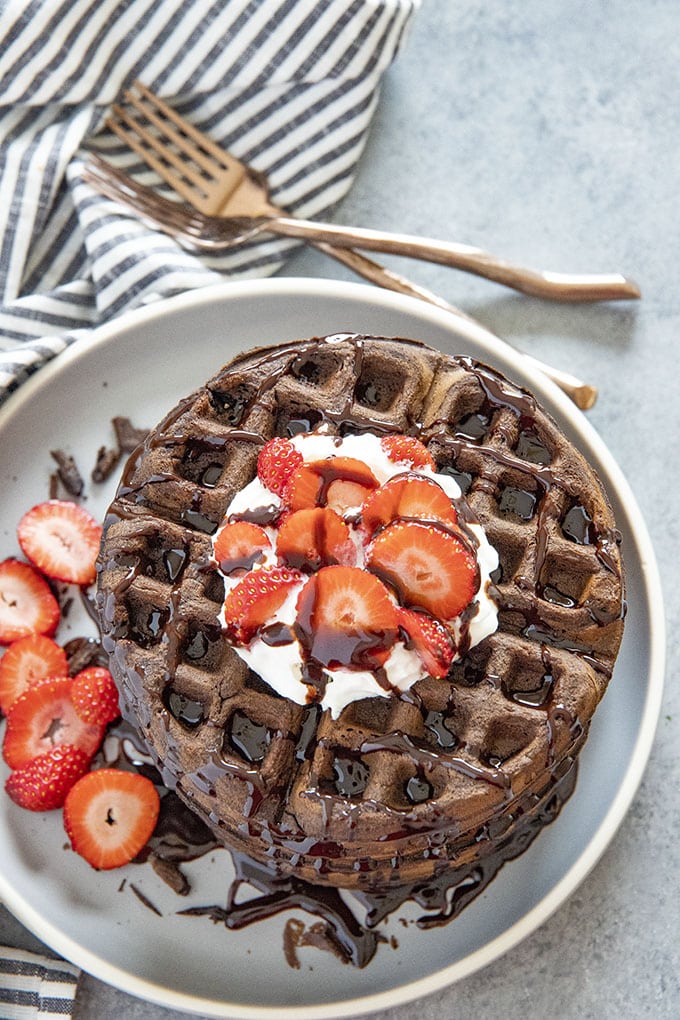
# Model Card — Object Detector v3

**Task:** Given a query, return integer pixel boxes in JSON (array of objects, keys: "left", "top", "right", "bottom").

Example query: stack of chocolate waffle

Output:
[{"left": 96, "top": 334, "right": 624, "bottom": 909}]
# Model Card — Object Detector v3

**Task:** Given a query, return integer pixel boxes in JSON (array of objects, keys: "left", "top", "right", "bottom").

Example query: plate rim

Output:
[{"left": 0, "top": 277, "right": 666, "bottom": 1018}]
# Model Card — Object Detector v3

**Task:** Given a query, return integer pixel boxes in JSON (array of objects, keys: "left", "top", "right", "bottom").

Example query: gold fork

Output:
[
  {"left": 105, "top": 83, "right": 639, "bottom": 305},
  {"left": 88, "top": 83, "right": 601, "bottom": 408},
  {"left": 84, "top": 154, "right": 600, "bottom": 411}
]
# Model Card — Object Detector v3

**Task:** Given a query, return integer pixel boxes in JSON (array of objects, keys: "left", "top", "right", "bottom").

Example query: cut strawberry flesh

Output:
[
  {"left": 223, "top": 566, "right": 303, "bottom": 643},
  {"left": 361, "top": 475, "right": 458, "bottom": 535},
  {"left": 214, "top": 521, "right": 271, "bottom": 575},
  {"left": 284, "top": 457, "right": 378, "bottom": 512},
  {"left": 326, "top": 478, "right": 375, "bottom": 514},
  {"left": 63, "top": 768, "right": 160, "bottom": 870},
  {"left": 276, "top": 508, "right": 355, "bottom": 572},
  {"left": 295, "top": 565, "right": 398, "bottom": 669},
  {"left": 397, "top": 608, "right": 454, "bottom": 679},
  {"left": 283, "top": 463, "right": 323, "bottom": 511},
  {"left": 0, "top": 634, "right": 68, "bottom": 715},
  {"left": 2, "top": 676, "right": 105, "bottom": 769},
  {"left": 367, "top": 520, "right": 478, "bottom": 619},
  {"left": 0, "top": 559, "right": 60, "bottom": 644},
  {"left": 17, "top": 500, "right": 102, "bottom": 585}
]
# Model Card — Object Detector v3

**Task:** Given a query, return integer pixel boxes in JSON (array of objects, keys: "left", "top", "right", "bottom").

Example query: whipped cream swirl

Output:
[{"left": 215, "top": 430, "right": 499, "bottom": 718}]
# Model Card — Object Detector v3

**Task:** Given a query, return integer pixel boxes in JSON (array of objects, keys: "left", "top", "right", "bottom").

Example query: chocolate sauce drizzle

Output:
[
  {"left": 95, "top": 334, "right": 625, "bottom": 969},
  {"left": 95, "top": 710, "right": 581, "bottom": 969},
  {"left": 179, "top": 758, "right": 580, "bottom": 967},
  {"left": 178, "top": 761, "right": 580, "bottom": 967}
]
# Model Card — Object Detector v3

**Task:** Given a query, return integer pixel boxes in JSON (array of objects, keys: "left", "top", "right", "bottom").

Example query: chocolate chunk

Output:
[
  {"left": 50, "top": 449, "right": 84, "bottom": 497},
  {"left": 113, "top": 416, "right": 149, "bottom": 453},
  {"left": 150, "top": 854, "right": 191, "bottom": 895},
  {"left": 63, "top": 636, "right": 107, "bottom": 673},
  {"left": 92, "top": 445, "right": 121, "bottom": 484}
]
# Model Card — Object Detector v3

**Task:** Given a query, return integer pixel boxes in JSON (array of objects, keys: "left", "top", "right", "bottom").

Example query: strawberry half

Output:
[
  {"left": 380, "top": 435, "right": 435, "bottom": 470},
  {"left": 284, "top": 458, "right": 378, "bottom": 514},
  {"left": 0, "top": 634, "right": 68, "bottom": 715},
  {"left": 0, "top": 559, "right": 60, "bottom": 645},
  {"left": 63, "top": 768, "right": 160, "bottom": 870},
  {"left": 71, "top": 667, "right": 121, "bottom": 726},
  {"left": 5, "top": 744, "right": 92, "bottom": 811},
  {"left": 223, "top": 565, "right": 303, "bottom": 643},
  {"left": 397, "top": 608, "right": 455, "bottom": 679},
  {"left": 360, "top": 475, "right": 458, "bottom": 536},
  {"left": 294, "top": 565, "right": 398, "bottom": 669},
  {"left": 213, "top": 521, "right": 272, "bottom": 575},
  {"left": 2, "top": 676, "right": 105, "bottom": 770},
  {"left": 257, "top": 437, "right": 303, "bottom": 496},
  {"left": 276, "top": 507, "right": 356, "bottom": 572},
  {"left": 367, "top": 520, "right": 478, "bottom": 619},
  {"left": 17, "top": 500, "right": 102, "bottom": 585}
]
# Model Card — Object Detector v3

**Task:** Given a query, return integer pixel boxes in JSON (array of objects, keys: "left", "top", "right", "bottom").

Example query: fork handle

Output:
[
  {"left": 313, "top": 241, "right": 597, "bottom": 410},
  {"left": 263, "top": 216, "right": 640, "bottom": 303}
]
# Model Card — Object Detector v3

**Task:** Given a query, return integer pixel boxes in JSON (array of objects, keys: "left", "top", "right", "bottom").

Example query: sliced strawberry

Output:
[
  {"left": 294, "top": 565, "right": 398, "bottom": 670},
  {"left": 380, "top": 434, "right": 435, "bottom": 470},
  {"left": 367, "top": 520, "right": 478, "bottom": 619},
  {"left": 361, "top": 475, "right": 458, "bottom": 536},
  {"left": 0, "top": 559, "right": 60, "bottom": 645},
  {"left": 63, "top": 768, "right": 160, "bottom": 870},
  {"left": 0, "top": 634, "right": 68, "bottom": 715},
  {"left": 397, "top": 608, "right": 455, "bottom": 679},
  {"left": 2, "top": 676, "right": 105, "bottom": 770},
  {"left": 276, "top": 508, "right": 355, "bottom": 572},
  {"left": 257, "top": 437, "right": 303, "bottom": 496},
  {"left": 281, "top": 463, "right": 322, "bottom": 510},
  {"left": 5, "top": 744, "right": 92, "bottom": 811},
  {"left": 223, "top": 565, "right": 303, "bottom": 643},
  {"left": 17, "top": 500, "right": 102, "bottom": 585},
  {"left": 284, "top": 458, "right": 378, "bottom": 513},
  {"left": 213, "top": 521, "right": 272, "bottom": 576},
  {"left": 325, "top": 478, "right": 376, "bottom": 515},
  {"left": 71, "top": 667, "right": 120, "bottom": 726}
]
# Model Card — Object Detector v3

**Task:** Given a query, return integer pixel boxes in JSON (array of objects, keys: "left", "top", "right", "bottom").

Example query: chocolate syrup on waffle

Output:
[
  {"left": 96, "top": 335, "right": 625, "bottom": 968},
  {"left": 99, "top": 713, "right": 580, "bottom": 967},
  {"left": 98, "top": 716, "right": 578, "bottom": 966}
]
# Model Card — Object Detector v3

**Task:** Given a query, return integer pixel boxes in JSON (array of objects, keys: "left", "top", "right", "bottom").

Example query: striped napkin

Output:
[
  {"left": 0, "top": 0, "right": 418, "bottom": 1008},
  {"left": 0, "top": 0, "right": 418, "bottom": 406},
  {"left": 0, "top": 948, "right": 79, "bottom": 1018}
]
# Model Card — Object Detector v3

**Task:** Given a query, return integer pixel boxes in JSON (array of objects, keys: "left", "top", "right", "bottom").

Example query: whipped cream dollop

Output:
[{"left": 215, "top": 430, "right": 499, "bottom": 718}]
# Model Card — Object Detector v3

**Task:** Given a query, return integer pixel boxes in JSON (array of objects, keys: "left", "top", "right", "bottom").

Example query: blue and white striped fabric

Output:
[
  {"left": 0, "top": 946, "right": 79, "bottom": 1018},
  {"left": 0, "top": 0, "right": 418, "bottom": 404}
]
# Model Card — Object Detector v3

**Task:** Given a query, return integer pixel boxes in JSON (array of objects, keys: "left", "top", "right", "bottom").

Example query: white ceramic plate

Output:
[{"left": 0, "top": 279, "right": 665, "bottom": 1018}]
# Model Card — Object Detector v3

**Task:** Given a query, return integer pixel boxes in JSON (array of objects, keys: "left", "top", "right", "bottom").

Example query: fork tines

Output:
[{"left": 106, "top": 80, "right": 246, "bottom": 211}]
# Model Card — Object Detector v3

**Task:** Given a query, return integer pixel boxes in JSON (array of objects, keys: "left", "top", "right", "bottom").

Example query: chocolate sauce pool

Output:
[{"left": 95, "top": 714, "right": 579, "bottom": 968}]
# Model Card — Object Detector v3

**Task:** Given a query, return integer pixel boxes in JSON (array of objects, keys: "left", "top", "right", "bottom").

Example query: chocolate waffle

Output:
[{"left": 96, "top": 334, "right": 625, "bottom": 893}]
